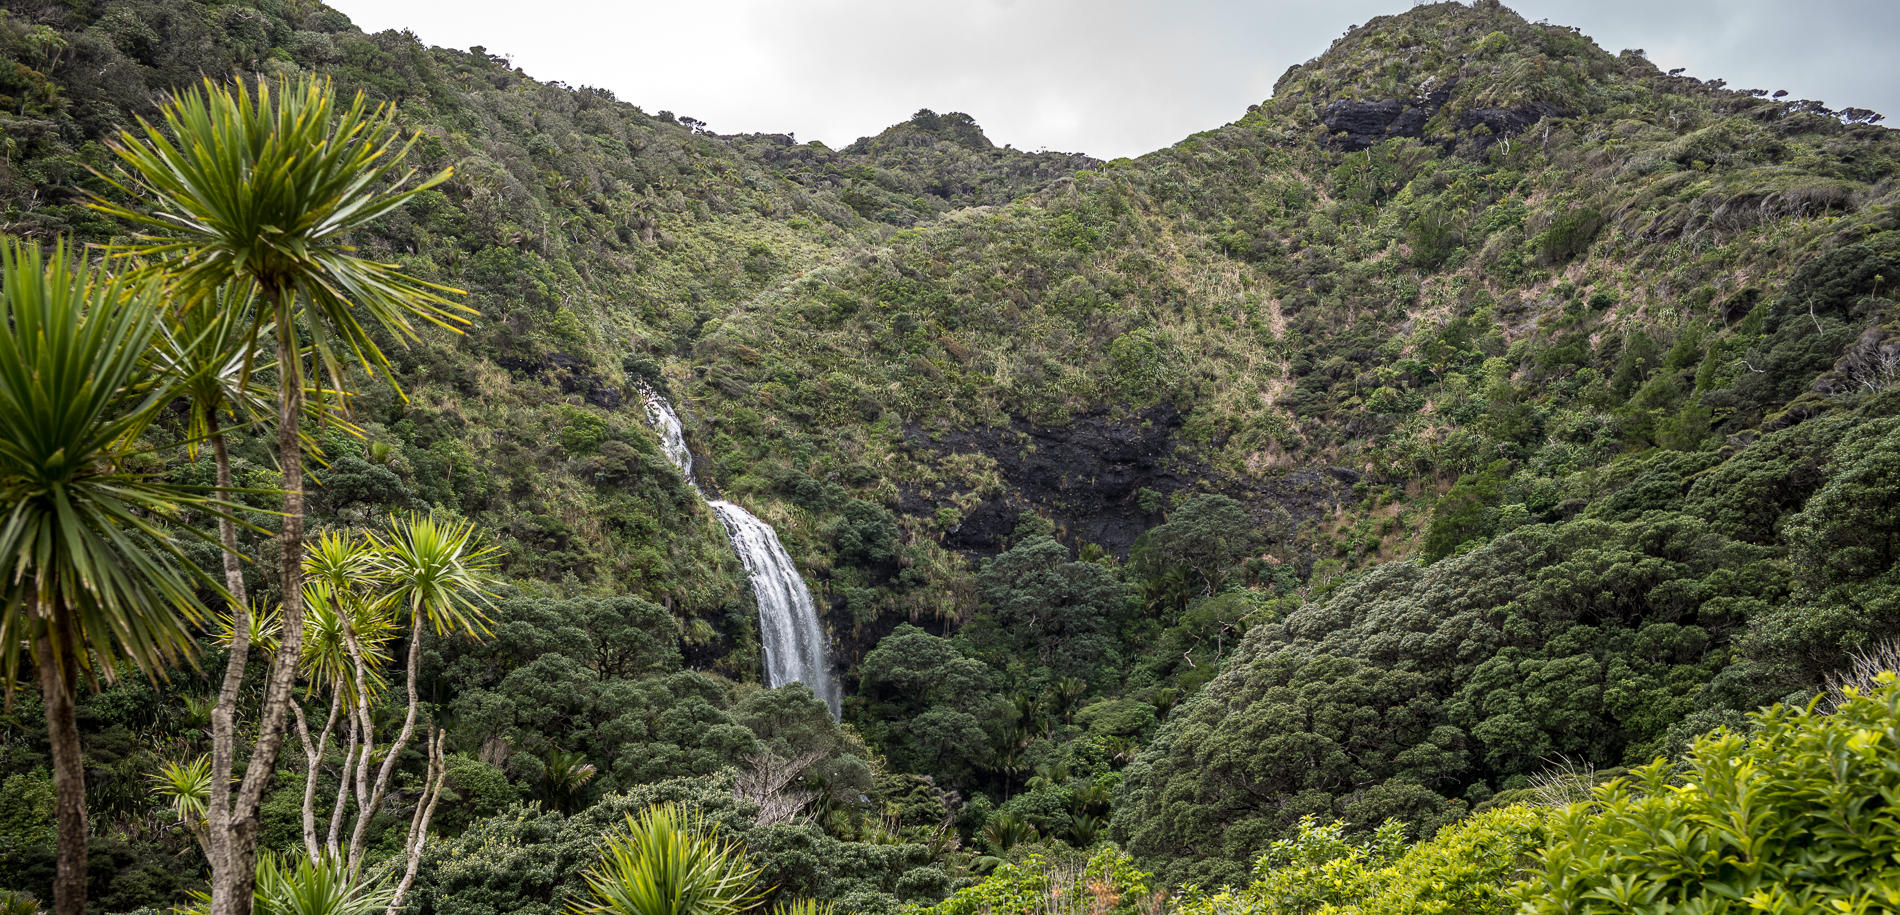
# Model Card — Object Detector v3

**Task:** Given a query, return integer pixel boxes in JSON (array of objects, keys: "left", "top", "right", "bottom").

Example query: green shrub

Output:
[
  {"left": 560, "top": 405, "right": 614, "bottom": 456},
  {"left": 1173, "top": 806, "right": 1550, "bottom": 915},
  {"left": 1518, "top": 678, "right": 1900, "bottom": 914},
  {"left": 1533, "top": 207, "right": 1604, "bottom": 266},
  {"left": 915, "top": 847, "right": 1155, "bottom": 915},
  {"left": 570, "top": 802, "right": 764, "bottom": 915}
]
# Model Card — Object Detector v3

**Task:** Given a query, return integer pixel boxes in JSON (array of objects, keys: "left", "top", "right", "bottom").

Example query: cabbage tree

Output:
[
  {"left": 92, "top": 76, "right": 471, "bottom": 915},
  {"left": 0, "top": 238, "right": 219, "bottom": 915}
]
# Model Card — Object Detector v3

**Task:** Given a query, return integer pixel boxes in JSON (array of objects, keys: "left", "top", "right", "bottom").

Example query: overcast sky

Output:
[{"left": 326, "top": 0, "right": 1899, "bottom": 161}]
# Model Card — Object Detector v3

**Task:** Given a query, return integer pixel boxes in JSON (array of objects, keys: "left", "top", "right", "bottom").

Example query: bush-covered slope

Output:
[
  {"left": 667, "top": 0, "right": 1899, "bottom": 646},
  {"left": 1112, "top": 388, "right": 1900, "bottom": 884},
  {"left": 2, "top": 0, "right": 1899, "bottom": 906}
]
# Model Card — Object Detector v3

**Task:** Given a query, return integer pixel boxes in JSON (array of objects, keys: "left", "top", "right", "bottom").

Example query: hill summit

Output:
[{"left": 847, "top": 109, "right": 998, "bottom": 153}]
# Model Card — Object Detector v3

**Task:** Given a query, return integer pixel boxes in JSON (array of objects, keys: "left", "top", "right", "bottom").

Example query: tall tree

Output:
[
  {"left": 0, "top": 238, "right": 218, "bottom": 915},
  {"left": 363, "top": 512, "right": 496, "bottom": 913},
  {"left": 92, "top": 76, "right": 472, "bottom": 915},
  {"left": 147, "top": 284, "right": 266, "bottom": 613},
  {"left": 148, "top": 283, "right": 356, "bottom": 611}
]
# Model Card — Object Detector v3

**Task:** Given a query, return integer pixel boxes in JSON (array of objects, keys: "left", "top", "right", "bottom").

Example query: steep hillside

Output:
[
  {"left": 655, "top": 0, "right": 1900, "bottom": 883},
  {"left": 1, "top": 0, "right": 1898, "bottom": 908},
  {"left": 671, "top": 0, "right": 1898, "bottom": 652},
  {"left": 0, "top": 0, "right": 1087, "bottom": 653}
]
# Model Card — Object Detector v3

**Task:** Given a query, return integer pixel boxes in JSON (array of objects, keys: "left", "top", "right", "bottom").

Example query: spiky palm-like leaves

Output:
[
  {"left": 344, "top": 513, "right": 495, "bottom": 879},
  {"left": 91, "top": 77, "right": 470, "bottom": 396},
  {"left": 572, "top": 804, "right": 767, "bottom": 915},
  {"left": 297, "top": 590, "right": 393, "bottom": 706},
  {"left": 769, "top": 902, "right": 833, "bottom": 915},
  {"left": 253, "top": 856, "right": 393, "bottom": 915},
  {"left": 217, "top": 602, "right": 281, "bottom": 656},
  {"left": 148, "top": 283, "right": 270, "bottom": 461},
  {"left": 153, "top": 755, "right": 213, "bottom": 822},
  {"left": 0, "top": 891, "right": 41, "bottom": 915},
  {"left": 152, "top": 755, "right": 214, "bottom": 853},
  {"left": 300, "top": 531, "right": 392, "bottom": 707},
  {"left": 281, "top": 531, "right": 388, "bottom": 864},
  {"left": 0, "top": 238, "right": 212, "bottom": 697},
  {"left": 371, "top": 512, "right": 498, "bottom": 638},
  {"left": 540, "top": 749, "right": 600, "bottom": 813},
  {"left": 92, "top": 75, "right": 472, "bottom": 915},
  {"left": 183, "top": 854, "right": 393, "bottom": 915},
  {"left": 981, "top": 813, "right": 1037, "bottom": 855},
  {"left": 0, "top": 238, "right": 219, "bottom": 915},
  {"left": 290, "top": 531, "right": 389, "bottom": 864}
]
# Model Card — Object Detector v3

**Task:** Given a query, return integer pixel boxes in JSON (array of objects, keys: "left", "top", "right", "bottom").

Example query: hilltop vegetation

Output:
[{"left": 2, "top": 0, "right": 1899, "bottom": 912}]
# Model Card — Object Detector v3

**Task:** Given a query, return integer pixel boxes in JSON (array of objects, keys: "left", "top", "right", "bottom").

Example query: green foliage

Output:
[
  {"left": 94, "top": 74, "right": 470, "bottom": 393},
  {"left": 561, "top": 407, "right": 616, "bottom": 457},
  {"left": 149, "top": 755, "right": 212, "bottom": 837},
  {"left": 0, "top": 237, "right": 215, "bottom": 691},
  {"left": 1130, "top": 495, "right": 1254, "bottom": 609},
  {"left": 1532, "top": 207, "right": 1604, "bottom": 266},
  {"left": 436, "top": 755, "right": 520, "bottom": 833},
  {"left": 916, "top": 847, "right": 1155, "bottom": 915},
  {"left": 1728, "top": 404, "right": 1900, "bottom": 683},
  {"left": 731, "top": 686, "right": 873, "bottom": 809},
  {"left": 0, "top": 890, "right": 39, "bottom": 915},
  {"left": 182, "top": 854, "right": 393, "bottom": 915},
  {"left": 1113, "top": 512, "right": 1782, "bottom": 886},
  {"left": 372, "top": 510, "right": 501, "bottom": 637},
  {"left": 433, "top": 590, "right": 869, "bottom": 809},
  {"left": 570, "top": 802, "right": 765, "bottom": 915},
  {"left": 771, "top": 901, "right": 834, "bottom": 915},
  {"left": 1519, "top": 679, "right": 1900, "bottom": 914},
  {"left": 1175, "top": 806, "right": 1549, "bottom": 915},
  {"left": 414, "top": 777, "right": 947, "bottom": 915},
  {"left": 1422, "top": 464, "right": 1506, "bottom": 561},
  {"left": 6, "top": 3, "right": 1900, "bottom": 912},
  {"left": 856, "top": 626, "right": 1005, "bottom": 783},
  {"left": 0, "top": 771, "right": 55, "bottom": 877},
  {"left": 834, "top": 500, "right": 901, "bottom": 567},
  {"left": 974, "top": 536, "right": 1130, "bottom": 684}
]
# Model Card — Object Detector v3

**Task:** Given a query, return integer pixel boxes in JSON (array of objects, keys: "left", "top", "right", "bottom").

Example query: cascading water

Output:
[{"left": 640, "top": 387, "right": 843, "bottom": 718}]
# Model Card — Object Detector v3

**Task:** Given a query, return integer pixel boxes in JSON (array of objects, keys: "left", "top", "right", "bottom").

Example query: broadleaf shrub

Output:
[
  {"left": 1518, "top": 677, "right": 1900, "bottom": 914},
  {"left": 1171, "top": 807, "right": 1549, "bottom": 915}
]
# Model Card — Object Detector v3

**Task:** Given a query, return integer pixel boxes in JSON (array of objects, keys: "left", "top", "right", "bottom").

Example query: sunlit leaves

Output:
[{"left": 1519, "top": 679, "right": 1900, "bottom": 915}]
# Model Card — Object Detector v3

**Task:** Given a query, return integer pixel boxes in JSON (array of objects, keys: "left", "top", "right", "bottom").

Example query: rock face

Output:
[
  {"left": 1457, "top": 102, "right": 1569, "bottom": 139},
  {"left": 1321, "top": 98, "right": 1431, "bottom": 150},
  {"left": 1319, "top": 85, "right": 1563, "bottom": 153},
  {"left": 900, "top": 405, "right": 1358, "bottom": 558}
]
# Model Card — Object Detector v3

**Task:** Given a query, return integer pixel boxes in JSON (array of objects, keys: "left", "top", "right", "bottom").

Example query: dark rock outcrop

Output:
[
  {"left": 899, "top": 405, "right": 1357, "bottom": 558},
  {"left": 1320, "top": 84, "right": 1564, "bottom": 153},
  {"left": 1457, "top": 102, "right": 1568, "bottom": 139},
  {"left": 1321, "top": 87, "right": 1448, "bottom": 151}
]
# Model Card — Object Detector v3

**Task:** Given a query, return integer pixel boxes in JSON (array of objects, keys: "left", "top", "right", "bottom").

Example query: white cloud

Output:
[{"left": 328, "top": 0, "right": 1899, "bottom": 160}]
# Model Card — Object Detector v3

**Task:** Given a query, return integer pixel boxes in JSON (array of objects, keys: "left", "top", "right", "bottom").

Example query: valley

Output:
[{"left": 0, "top": 0, "right": 1896, "bottom": 912}]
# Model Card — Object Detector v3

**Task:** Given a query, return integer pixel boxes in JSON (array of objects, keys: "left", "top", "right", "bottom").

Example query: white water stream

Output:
[{"left": 641, "top": 387, "right": 843, "bottom": 718}]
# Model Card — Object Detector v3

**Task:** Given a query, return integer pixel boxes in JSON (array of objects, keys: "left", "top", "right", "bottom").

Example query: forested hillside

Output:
[{"left": 1, "top": 0, "right": 1897, "bottom": 912}]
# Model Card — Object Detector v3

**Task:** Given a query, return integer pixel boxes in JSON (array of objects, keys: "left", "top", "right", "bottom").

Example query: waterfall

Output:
[{"left": 640, "top": 386, "right": 843, "bottom": 718}]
